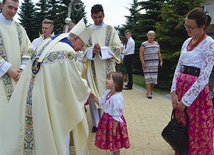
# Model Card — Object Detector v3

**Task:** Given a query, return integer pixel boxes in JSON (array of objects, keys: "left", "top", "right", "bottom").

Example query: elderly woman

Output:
[{"left": 139, "top": 30, "right": 163, "bottom": 99}]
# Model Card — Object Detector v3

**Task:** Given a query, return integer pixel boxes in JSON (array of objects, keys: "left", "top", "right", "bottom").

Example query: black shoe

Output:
[
  {"left": 123, "top": 87, "right": 132, "bottom": 90},
  {"left": 92, "top": 126, "right": 97, "bottom": 133},
  {"left": 147, "top": 96, "right": 152, "bottom": 99}
]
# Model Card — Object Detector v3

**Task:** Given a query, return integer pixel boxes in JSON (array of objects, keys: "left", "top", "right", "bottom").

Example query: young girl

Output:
[{"left": 90, "top": 72, "right": 130, "bottom": 155}]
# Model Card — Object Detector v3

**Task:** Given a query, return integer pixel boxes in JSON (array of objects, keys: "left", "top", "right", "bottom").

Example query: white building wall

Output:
[{"left": 202, "top": 0, "right": 214, "bottom": 24}]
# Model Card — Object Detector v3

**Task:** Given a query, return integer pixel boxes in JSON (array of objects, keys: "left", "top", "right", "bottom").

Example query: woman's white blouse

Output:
[
  {"left": 99, "top": 89, "right": 124, "bottom": 122},
  {"left": 171, "top": 36, "right": 214, "bottom": 106}
]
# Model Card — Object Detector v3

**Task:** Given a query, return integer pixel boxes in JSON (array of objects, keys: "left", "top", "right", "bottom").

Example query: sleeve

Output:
[
  {"left": 0, "top": 61, "right": 11, "bottom": 78},
  {"left": 20, "top": 58, "right": 29, "bottom": 70},
  {"left": 99, "top": 46, "right": 114, "bottom": 60},
  {"left": 85, "top": 47, "right": 95, "bottom": 60},
  {"left": 107, "top": 27, "right": 121, "bottom": 63},
  {"left": 98, "top": 90, "right": 110, "bottom": 107},
  {"left": 170, "top": 56, "right": 183, "bottom": 93},
  {"left": 122, "top": 39, "right": 135, "bottom": 55},
  {"left": 111, "top": 95, "right": 124, "bottom": 122},
  {"left": 170, "top": 41, "right": 187, "bottom": 93},
  {"left": 181, "top": 41, "right": 214, "bottom": 106},
  {"left": 20, "top": 25, "right": 33, "bottom": 60}
]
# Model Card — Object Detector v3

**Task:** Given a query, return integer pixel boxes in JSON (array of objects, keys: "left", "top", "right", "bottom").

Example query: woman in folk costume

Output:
[
  {"left": 0, "top": 19, "right": 93, "bottom": 155},
  {"left": 171, "top": 8, "right": 214, "bottom": 155},
  {"left": 90, "top": 72, "right": 130, "bottom": 155}
]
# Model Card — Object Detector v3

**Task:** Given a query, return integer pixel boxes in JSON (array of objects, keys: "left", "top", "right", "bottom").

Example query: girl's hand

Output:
[
  {"left": 89, "top": 93, "right": 99, "bottom": 105},
  {"left": 89, "top": 92, "right": 95, "bottom": 99}
]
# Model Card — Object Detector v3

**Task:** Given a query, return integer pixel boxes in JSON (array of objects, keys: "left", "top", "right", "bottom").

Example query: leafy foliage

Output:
[
  {"left": 118, "top": 0, "right": 206, "bottom": 90},
  {"left": 19, "top": 0, "right": 87, "bottom": 39},
  {"left": 18, "top": 0, "right": 37, "bottom": 41}
]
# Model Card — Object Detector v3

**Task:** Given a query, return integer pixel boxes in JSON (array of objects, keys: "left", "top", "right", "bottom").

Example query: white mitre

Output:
[{"left": 69, "top": 18, "right": 93, "bottom": 44}]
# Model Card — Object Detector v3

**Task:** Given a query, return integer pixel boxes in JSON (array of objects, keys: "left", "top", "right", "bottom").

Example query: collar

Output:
[
  {"left": 51, "top": 34, "right": 72, "bottom": 47},
  {"left": 91, "top": 22, "right": 105, "bottom": 29},
  {"left": 0, "top": 13, "right": 13, "bottom": 24}
]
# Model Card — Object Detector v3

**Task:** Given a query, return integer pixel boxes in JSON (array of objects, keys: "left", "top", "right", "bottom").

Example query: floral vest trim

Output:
[
  {"left": 0, "top": 21, "right": 22, "bottom": 101},
  {"left": 88, "top": 25, "right": 113, "bottom": 77},
  {"left": 23, "top": 39, "right": 75, "bottom": 154}
]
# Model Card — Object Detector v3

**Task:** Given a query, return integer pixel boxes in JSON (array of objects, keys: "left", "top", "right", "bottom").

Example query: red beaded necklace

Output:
[
  {"left": 187, "top": 32, "right": 206, "bottom": 51},
  {"left": 106, "top": 91, "right": 116, "bottom": 100}
]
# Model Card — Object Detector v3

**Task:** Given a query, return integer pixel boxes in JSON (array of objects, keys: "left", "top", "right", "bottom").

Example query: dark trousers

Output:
[{"left": 124, "top": 54, "right": 133, "bottom": 88}]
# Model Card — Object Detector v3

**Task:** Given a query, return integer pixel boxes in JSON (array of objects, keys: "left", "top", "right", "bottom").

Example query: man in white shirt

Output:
[
  {"left": 32, "top": 18, "right": 54, "bottom": 50},
  {"left": 0, "top": 0, "right": 32, "bottom": 123},
  {"left": 122, "top": 29, "right": 135, "bottom": 90}
]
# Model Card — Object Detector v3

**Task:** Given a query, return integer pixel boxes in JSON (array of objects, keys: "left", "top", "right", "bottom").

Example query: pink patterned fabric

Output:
[
  {"left": 175, "top": 73, "right": 214, "bottom": 155},
  {"left": 95, "top": 113, "right": 130, "bottom": 151}
]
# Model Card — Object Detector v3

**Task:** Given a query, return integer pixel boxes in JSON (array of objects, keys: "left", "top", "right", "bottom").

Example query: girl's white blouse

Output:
[{"left": 99, "top": 89, "right": 124, "bottom": 122}]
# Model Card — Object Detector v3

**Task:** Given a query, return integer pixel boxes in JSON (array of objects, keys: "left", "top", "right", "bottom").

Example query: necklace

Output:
[
  {"left": 187, "top": 32, "right": 206, "bottom": 51},
  {"left": 106, "top": 91, "right": 116, "bottom": 100}
]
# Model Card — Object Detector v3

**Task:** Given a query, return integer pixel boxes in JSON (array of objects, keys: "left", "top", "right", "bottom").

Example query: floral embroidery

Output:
[
  {"left": 23, "top": 76, "right": 35, "bottom": 154},
  {"left": 24, "top": 49, "right": 75, "bottom": 153},
  {"left": 0, "top": 21, "right": 23, "bottom": 101}
]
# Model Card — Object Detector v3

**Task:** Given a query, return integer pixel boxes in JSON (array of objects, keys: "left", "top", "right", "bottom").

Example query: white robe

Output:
[
  {"left": 0, "top": 36, "right": 90, "bottom": 155},
  {"left": 0, "top": 14, "right": 32, "bottom": 124},
  {"left": 85, "top": 23, "right": 121, "bottom": 98}
]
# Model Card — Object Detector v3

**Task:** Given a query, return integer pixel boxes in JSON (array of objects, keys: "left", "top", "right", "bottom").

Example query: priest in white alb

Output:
[{"left": 0, "top": 19, "right": 93, "bottom": 155}]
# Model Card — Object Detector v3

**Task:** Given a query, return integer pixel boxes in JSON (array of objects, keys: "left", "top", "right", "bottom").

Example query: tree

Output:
[
  {"left": 133, "top": 0, "right": 165, "bottom": 73},
  {"left": 46, "top": 0, "right": 61, "bottom": 33},
  {"left": 120, "top": 0, "right": 206, "bottom": 90},
  {"left": 56, "top": 0, "right": 87, "bottom": 33},
  {"left": 18, "top": 0, "right": 37, "bottom": 41},
  {"left": 155, "top": 0, "right": 205, "bottom": 90},
  {"left": 34, "top": 0, "right": 49, "bottom": 37}
]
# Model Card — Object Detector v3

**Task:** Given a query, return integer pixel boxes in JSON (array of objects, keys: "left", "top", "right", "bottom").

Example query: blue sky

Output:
[{"left": 17, "top": 0, "right": 132, "bottom": 27}]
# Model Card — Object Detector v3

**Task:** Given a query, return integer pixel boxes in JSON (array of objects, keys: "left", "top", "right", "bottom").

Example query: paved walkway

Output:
[{"left": 71, "top": 84, "right": 175, "bottom": 155}]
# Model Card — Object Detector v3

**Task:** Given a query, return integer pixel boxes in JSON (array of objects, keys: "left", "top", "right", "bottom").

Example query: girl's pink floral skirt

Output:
[{"left": 95, "top": 113, "right": 130, "bottom": 152}]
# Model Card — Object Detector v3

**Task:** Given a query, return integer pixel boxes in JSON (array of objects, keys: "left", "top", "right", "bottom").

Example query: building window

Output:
[{"left": 202, "top": 3, "right": 211, "bottom": 15}]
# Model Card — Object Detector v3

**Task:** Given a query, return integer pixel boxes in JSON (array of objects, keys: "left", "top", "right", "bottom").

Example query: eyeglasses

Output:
[{"left": 183, "top": 24, "right": 198, "bottom": 31}]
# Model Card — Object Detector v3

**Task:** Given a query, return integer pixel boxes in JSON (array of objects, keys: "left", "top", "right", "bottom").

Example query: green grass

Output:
[{"left": 133, "top": 74, "right": 170, "bottom": 95}]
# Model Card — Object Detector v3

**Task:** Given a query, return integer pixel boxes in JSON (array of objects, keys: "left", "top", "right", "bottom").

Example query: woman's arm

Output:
[
  {"left": 158, "top": 47, "right": 163, "bottom": 66},
  {"left": 139, "top": 46, "right": 146, "bottom": 69}
]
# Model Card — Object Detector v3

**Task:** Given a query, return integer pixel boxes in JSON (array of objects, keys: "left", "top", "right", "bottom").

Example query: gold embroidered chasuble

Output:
[
  {"left": 85, "top": 25, "right": 121, "bottom": 99},
  {"left": 0, "top": 21, "right": 32, "bottom": 124},
  {"left": 0, "top": 37, "right": 91, "bottom": 155}
]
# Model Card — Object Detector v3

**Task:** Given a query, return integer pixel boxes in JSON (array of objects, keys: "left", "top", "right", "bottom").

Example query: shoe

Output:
[
  {"left": 125, "top": 84, "right": 128, "bottom": 87},
  {"left": 123, "top": 87, "right": 132, "bottom": 90},
  {"left": 147, "top": 96, "right": 152, "bottom": 99},
  {"left": 92, "top": 126, "right": 97, "bottom": 133}
]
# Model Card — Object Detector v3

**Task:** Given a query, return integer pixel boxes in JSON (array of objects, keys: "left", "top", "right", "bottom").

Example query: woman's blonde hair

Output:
[{"left": 147, "top": 30, "right": 156, "bottom": 36}]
